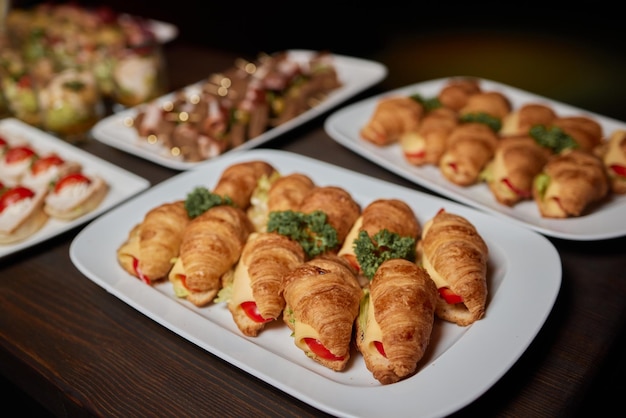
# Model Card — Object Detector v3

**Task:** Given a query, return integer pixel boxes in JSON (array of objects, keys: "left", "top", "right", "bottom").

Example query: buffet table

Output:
[{"left": 2, "top": 35, "right": 626, "bottom": 417}]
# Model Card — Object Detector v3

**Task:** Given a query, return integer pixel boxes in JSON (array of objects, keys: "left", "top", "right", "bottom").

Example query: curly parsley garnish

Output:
[
  {"left": 266, "top": 210, "right": 339, "bottom": 258},
  {"left": 184, "top": 186, "right": 233, "bottom": 218},
  {"left": 354, "top": 229, "right": 416, "bottom": 280}
]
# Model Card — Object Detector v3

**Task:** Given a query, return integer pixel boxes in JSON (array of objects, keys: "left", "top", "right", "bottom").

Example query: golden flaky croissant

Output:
[
  {"left": 360, "top": 96, "right": 424, "bottom": 146},
  {"left": 439, "top": 122, "right": 500, "bottom": 186},
  {"left": 282, "top": 254, "right": 361, "bottom": 371},
  {"left": 500, "top": 103, "right": 557, "bottom": 137},
  {"left": 212, "top": 160, "right": 277, "bottom": 209},
  {"left": 227, "top": 231, "right": 305, "bottom": 337},
  {"left": 437, "top": 78, "right": 481, "bottom": 111},
  {"left": 267, "top": 172, "right": 316, "bottom": 213},
  {"left": 533, "top": 149, "right": 609, "bottom": 218},
  {"left": 459, "top": 91, "right": 512, "bottom": 121},
  {"left": 339, "top": 198, "right": 420, "bottom": 277},
  {"left": 417, "top": 209, "right": 488, "bottom": 326},
  {"left": 298, "top": 185, "right": 361, "bottom": 246},
  {"left": 552, "top": 115, "right": 603, "bottom": 153},
  {"left": 169, "top": 205, "right": 254, "bottom": 307},
  {"left": 356, "top": 259, "right": 437, "bottom": 385},
  {"left": 400, "top": 107, "right": 459, "bottom": 166},
  {"left": 117, "top": 200, "right": 190, "bottom": 284},
  {"left": 483, "top": 135, "right": 552, "bottom": 206}
]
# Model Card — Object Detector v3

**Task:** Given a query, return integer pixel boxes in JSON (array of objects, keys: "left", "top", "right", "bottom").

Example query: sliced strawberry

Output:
[
  {"left": 4, "top": 146, "right": 37, "bottom": 164},
  {"left": 53, "top": 172, "right": 91, "bottom": 193},
  {"left": 31, "top": 154, "right": 65, "bottom": 175},
  {"left": 0, "top": 186, "right": 35, "bottom": 213}
]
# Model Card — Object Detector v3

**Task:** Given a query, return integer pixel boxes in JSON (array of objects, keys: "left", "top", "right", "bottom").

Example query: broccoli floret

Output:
[
  {"left": 184, "top": 186, "right": 233, "bottom": 218},
  {"left": 266, "top": 209, "right": 339, "bottom": 258},
  {"left": 354, "top": 229, "right": 416, "bottom": 281}
]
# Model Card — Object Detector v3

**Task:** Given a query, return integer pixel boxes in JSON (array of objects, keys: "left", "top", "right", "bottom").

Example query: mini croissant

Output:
[
  {"left": 360, "top": 96, "right": 424, "bottom": 146},
  {"left": 169, "top": 205, "right": 254, "bottom": 307},
  {"left": 227, "top": 231, "right": 305, "bottom": 337},
  {"left": 417, "top": 209, "right": 488, "bottom": 326},
  {"left": 356, "top": 258, "right": 438, "bottom": 385},
  {"left": 282, "top": 254, "right": 361, "bottom": 371},
  {"left": 212, "top": 160, "right": 277, "bottom": 209},
  {"left": 117, "top": 200, "right": 190, "bottom": 284}
]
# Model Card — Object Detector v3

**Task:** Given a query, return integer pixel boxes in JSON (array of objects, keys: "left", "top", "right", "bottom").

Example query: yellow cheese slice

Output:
[
  {"left": 337, "top": 216, "right": 362, "bottom": 257},
  {"left": 361, "top": 294, "right": 384, "bottom": 357},
  {"left": 230, "top": 258, "right": 253, "bottom": 308},
  {"left": 293, "top": 321, "right": 321, "bottom": 352}
]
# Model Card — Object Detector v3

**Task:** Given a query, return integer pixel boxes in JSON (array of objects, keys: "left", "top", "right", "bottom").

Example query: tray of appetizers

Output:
[
  {"left": 324, "top": 76, "right": 626, "bottom": 241},
  {"left": 0, "top": 118, "right": 149, "bottom": 259},
  {"left": 91, "top": 50, "right": 388, "bottom": 170},
  {"left": 70, "top": 149, "right": 561, "bottom": 418}
]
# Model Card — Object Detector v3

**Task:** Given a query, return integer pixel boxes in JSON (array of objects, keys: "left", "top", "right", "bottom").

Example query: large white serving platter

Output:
[
  {"left": 0, "top": 118, "right": 150, "bottom": 259},
  {"left": 324, "top": 77, "right": 626, "bottom": 241},
  {"left": 70, "top": 149, "right": 561, "bottom": 418},
  {"left": 91, "top": 50, "right": 387, "bottom": 170}
]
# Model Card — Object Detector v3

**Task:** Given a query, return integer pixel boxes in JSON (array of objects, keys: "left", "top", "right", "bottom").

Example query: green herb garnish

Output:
[
  {"left": 354, "top": 229, "right": 416, "bottom": 281},
  {"left": 529, "top": 125, "right": 579, "bottom": 153},
  {"left": 459, "top": 112, "right": 502, "bottom": 132},
  {"left": 184, "top": 186, "right": 233, "bottom": 218},
  {"left": 266, "top": 210, "right": 339, "bottom": 258}
]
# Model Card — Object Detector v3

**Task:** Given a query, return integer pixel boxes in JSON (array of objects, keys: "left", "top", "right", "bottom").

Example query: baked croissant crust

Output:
[
  {"left": 282, "top": 254, "right": 361, "bottom": 371},
  {"left": 484, "top": 135, "right": 552, "bottom": 206},
  {"left": 339, "top": 198, "right": 420, "bottom": 276},
  {"left": 298, "top": 185, "right": 361, "bottom": 246},
  {"left": 437, "top": 78, "right": 482, "bottom": 111},
  {"left": 459, "top": 91, "right": 512, "bottom": 121},
  {"left": 172, "top": 205, "right": 254, "bottom": 306},
  {"left": 356, "top": 259, "right": 437, "bottom": 385},
  {"left": 400, "top": 107, "right": 458, "bottom": 166},
  {"left": 267, "top": 172, "right": 316, "bottom": 213},
  {"left": 117, "top": 200, "right": 190, "bottom": 283},
  {"left": 360, "top": 96, "right": 424, "bottom": 146},
  {"left": 439, "top": 122, "right": 500, "bottom": 186},
  {"left": 552, "top": 116, "right": 603, "bottom": 153},
  {"left": 228, "top": 231, "right": 305, "bottom": 337},
  {"left": 533, "top": 149, "right": 609, "bottom": 218},
  {"left": 417, "top": 209, "right": 488, "bottom": 326},
  {"left": 213, "top": 160, "right": 277, "bottom": 209},
  {"left": 500, "top": 103, "right": 557, "bottom": 137}
]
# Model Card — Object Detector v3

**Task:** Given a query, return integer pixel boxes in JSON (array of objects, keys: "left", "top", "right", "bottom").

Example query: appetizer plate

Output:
[
  {"left": 70, "top": 149, "right": 561, "bottom": 418},
  {"left": 324, "top": 77, "right": 626, "bottom": 241},
  {"left": 91, "top": 50, "right": 387, "bottom": 170},
  {"left": 0, "top": 118, "right": 150, "bottom": 259}
]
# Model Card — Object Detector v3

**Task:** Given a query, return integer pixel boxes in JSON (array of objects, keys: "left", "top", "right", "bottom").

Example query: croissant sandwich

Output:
[
  {"left": 500, "top": 103, "right": 557, "bottom": 137},
  {"left": 533, "top": 149, "right": 609, "bottom": 218},
  {"left": 552, "top": 115, "right": 603, "bottom": 153},
  {"left": 282, "top": 254, "right": 361, "bottom": 371},
  {"left": 439, "top": 122, "right": 500, "bottom": 186},
  {"left": 417, "top": 209, "right": 488, "bottom": 326},
  {"left": 482, "top": 135, "right": 552, "bottom": 206},
  {"left": 212, "top": 160, "right": 277, "bottom": 209},
  {"left": 169, "top": 205, "right": 254, "bottom": 307},
  {"left": 400, "top": 107, "right": 458, "bottom": 166},
  {"left": 117, "top": 200, "right": 190, "bottom": 284},
  {"left": 226, "top": 231, "right": 305, "bottom": 337},
  {"left": 437, "top": 78, "right": 481, "bottom": 111},
  {"left": 356, "top": 258, "right": 438, "bottom": 385},
  {"left": 360, "top": 96, "right": 423, "bottom": 146},
  {"left": 339, "top": 198, "right": 420, "bottom": 281},
  {"left": 298, "top": 185, "right": 361, "bottom": 247}
]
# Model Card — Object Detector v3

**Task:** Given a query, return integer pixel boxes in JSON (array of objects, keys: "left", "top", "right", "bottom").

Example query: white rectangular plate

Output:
[
  {"left": 69, "top": 149, "right": 561, "bottom": 418},
  {"left": 324, "top": 77, "right": 626, "bottom": 241},
  {"left": 91, "top": 50, "right": 387, "bottom": 170},
  {"left": 0, "top": 118, "right": 150, "bottom": 259}
]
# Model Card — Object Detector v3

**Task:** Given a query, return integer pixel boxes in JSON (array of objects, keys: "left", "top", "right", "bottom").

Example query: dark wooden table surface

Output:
[{"left": 2, "top": 10, "right": 626, "bottom": 417}]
